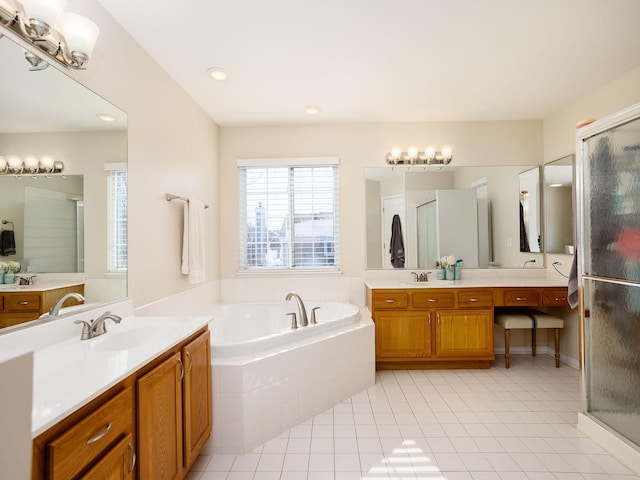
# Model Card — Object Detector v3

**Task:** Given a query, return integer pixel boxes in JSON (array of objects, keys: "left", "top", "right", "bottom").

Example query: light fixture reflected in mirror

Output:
[
  {"left": 0, "top": 154, "right": 64, "bottom": 175},
  {"left": 0, "top": 0, "right": 99, "bottom": 69},
  {"left": 385, "top": 145, "right": 454, "bottom": 165}
]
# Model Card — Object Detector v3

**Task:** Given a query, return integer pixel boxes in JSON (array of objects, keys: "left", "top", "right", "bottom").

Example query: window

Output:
[
  {"left": 239, "top": 158, "right": 339, "bottom": 271},
  {"left": 105, "top": 163, "right": 128, "bottom": 273}
]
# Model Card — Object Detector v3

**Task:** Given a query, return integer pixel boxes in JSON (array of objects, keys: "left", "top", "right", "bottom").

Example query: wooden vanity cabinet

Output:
[
  {"left": 32, "top": 327, "right": 212, "bottom": 480},
  {"left": 0, "top": 284, "right": 84, "bottom": 329},
  {"left": 368, "top": 288, "right": 494, "bottom": 369}
]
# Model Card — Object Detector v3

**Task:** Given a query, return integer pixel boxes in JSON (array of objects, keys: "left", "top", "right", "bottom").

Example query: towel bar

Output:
[
  {"left": 166, "top": 193, "right": 209, "bottom": 209},
  {"left": 1, "top": 220, "right": 14, "bottom": 230}
]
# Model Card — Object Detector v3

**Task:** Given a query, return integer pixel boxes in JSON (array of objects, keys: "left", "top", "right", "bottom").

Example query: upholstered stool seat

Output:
[{"left": 495, "top": 309, "right": 564, "bottom": 368}]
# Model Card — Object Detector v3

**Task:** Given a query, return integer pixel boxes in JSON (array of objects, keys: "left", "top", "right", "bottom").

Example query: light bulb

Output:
[
  {"left": 21, "top": 0, "right": 66, "bottom": 28},
  {"left": 391, "top": 147, "right": 401, "bottom": 159},
  {"left": 7, "top": 155, "right": 23, "bottom": 173},
  {"left": 441, "top": 146, "right": 453, "bottom": 160},
  {"left": 39, "top": 155, "right": 54, "bottom": 172},
  {"left": 24, "top": 155, "right": 39, "bottom": 173},
  {"left": 407, "top": 147, "right": 418, "bottom": 160}
]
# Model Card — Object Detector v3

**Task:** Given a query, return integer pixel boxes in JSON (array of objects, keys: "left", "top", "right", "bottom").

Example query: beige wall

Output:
[
  {"left": 543, "top": 65, "right": 640, "bottom": 162},
  {"left": 220, "top": 121, "right": 543, "bottom": 278},
  {"left": 59, "top": 0, "right": 221, "bottom": 308}
]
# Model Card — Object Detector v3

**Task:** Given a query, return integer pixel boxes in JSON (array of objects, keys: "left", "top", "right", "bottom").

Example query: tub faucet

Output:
[
  {"left": 285, "top": 292, "right": 308, "bottom": 327},
  {"left": 45, "top": 292, "right": 85, "bottom": 317}
]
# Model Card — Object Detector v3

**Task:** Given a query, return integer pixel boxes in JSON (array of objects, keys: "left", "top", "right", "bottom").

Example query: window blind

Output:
[
  {"left": 107, "top": 168, "right": 128, "bottom": 272},
  {"left": 239, "top": 161, "right": 339, "bottom": 271}
]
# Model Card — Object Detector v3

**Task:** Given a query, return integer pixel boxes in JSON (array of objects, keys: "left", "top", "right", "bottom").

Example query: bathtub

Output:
[
  {"left": 202, "top": 300, "right": 375, "bottom": 454},
  {"left": 209, "top": 300, "right": 360, "bottom": 358}
]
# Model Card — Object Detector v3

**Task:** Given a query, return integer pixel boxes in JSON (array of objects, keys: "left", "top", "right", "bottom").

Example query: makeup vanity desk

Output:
[{"left": 365, "top": 278, "right": 568, "bottom": 369}]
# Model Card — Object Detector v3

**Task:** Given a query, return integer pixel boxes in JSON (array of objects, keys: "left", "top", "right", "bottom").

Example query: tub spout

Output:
[{"left": 285, "top": 292, "right": 308, "bottom": 327}]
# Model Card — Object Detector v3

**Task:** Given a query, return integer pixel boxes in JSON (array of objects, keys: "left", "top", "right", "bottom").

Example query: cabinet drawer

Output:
[
  {"left": 503, "top": 289, "right": 540, "bottom": 306},
  {"left": 458, "top": 290, "right": 494, "bottom": 308},
  {"left": 4, "top": 293, "right": 40, "bottom": 312},
  {"left": 47, "top": 386, "right": 134, "bottom": 480},
  {"left": 373, "top": 291, "right": 409, "bottom": 309},
  {"left": 542, "top": 289, "right": 568, "bottom": 306},
  {"left": 412, "top": 291, "right": 455, "bottom": 308}
]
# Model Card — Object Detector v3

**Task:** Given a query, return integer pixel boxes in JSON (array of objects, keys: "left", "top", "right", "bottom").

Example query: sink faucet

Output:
[
  {"left": 74, "top": 311, "right": 123, "bottom": 340},
  {"left": 285, "top": 292, "right": 308, "bottom": 327},
  {"left": 16, "top": 275, "right": 37, "bottom": 285},
  {"left": 46, "top": 292, "right": 85, "bottom": 317}
]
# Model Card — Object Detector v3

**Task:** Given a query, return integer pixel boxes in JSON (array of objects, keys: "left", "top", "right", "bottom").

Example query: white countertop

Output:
[
  {"left": 31, "top": 314, "right": 211, "bottom": 437},
  {"left": 365, "top": 277, "right": 567, "bottom": 290},
  {"left": 0, "top": 280, "right": 84, "bottom": 293}
]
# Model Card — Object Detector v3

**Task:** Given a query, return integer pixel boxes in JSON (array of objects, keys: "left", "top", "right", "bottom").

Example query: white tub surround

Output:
[{"left": 205, "top": 304, "right": 375, "bottom": 454}]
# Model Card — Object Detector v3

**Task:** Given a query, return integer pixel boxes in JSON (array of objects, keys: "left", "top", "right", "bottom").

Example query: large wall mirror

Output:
[
  {"left": 0, "top": 32, "right": 128, "bottom": 330},
  {"left": 543, "top": 155, "right": 575, "bottom": 254},
  {"left": 365, "top": 165, "right": 545, "bottom": 270}
]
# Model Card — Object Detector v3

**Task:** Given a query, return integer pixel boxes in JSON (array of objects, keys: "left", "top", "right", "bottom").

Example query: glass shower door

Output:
[{"left": 582, "top": 113, "right": 640, "bottom": 447}]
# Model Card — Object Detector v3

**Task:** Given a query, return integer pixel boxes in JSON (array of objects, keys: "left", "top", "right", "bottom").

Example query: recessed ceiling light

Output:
[
  {"left": 207, "top": 67, "right": 229, "bottom": 81},
  {"left": 96, "top": 114, "right": 116, "bottom": 122},
  {"left": 304, "top": 106, "right": 321, "bottom": 115}
]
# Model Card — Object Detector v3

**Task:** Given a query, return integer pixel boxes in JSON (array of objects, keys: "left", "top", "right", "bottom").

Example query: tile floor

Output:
[{"left": 186, "top": 355, "right": 640, "bottom": 479}]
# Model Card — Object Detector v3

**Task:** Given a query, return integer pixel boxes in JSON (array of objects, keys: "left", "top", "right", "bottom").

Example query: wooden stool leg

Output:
[
  {"left": 554, "top": 328, "right": 560, "bottom": 368},
  {"left": 505, "top": 329, "right": 511, "bottom": 368},
  {"left": 531, "top": 327, "right": 537, "bottom": 356}
]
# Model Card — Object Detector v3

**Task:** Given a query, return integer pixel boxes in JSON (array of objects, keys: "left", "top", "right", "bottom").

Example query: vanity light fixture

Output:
[
  {"left": 0, "top": 154, "right": 64, "bottom": 175},
  {"left": 549, "top": 183, "right": 563, "bottom": 188},
  {"left": 0, "top": 0, "right": 100, "bottom": 70},
  {"left": 385, "top": 145, "right": 454, "bottom": 165}
]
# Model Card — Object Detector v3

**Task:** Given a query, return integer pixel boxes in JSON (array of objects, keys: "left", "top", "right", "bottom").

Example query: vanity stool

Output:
[{"left": 495, "top": 309, "right": 564, "bottom": 368}]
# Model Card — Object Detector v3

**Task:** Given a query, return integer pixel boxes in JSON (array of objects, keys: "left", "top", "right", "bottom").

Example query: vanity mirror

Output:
[
  {"left": 0, "top": 29, "right": 127, "bottom": 330},
  {"left": 518, "top": 166, "right": 542, "bottom": 253},
  {"left": 365, "top": 165, "right": 545, "bottom": 270},
  {"left": 543, "top": 155, "right": 574, "bottom": 254}
]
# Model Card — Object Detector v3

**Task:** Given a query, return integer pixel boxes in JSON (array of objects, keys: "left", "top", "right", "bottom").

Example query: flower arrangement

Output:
[
  {"left": 439, "top": 255, "right": 457, "bottom": 270},
  {"left": 2, "top": 260, "right": 21, "bottom": 273}
]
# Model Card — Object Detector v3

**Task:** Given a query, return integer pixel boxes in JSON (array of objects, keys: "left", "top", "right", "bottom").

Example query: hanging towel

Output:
[
  {"left": 181, "top": 198, "right": 206, "bottom": 284},
  {"left": 389, "top": 214, "right": 405, "bottom": 268},
  {"left": 0, "top": 230, "right": 16, "bottom": 256},
  {"left": 568, "top": 251, "right": 578, "bottom": 308}
]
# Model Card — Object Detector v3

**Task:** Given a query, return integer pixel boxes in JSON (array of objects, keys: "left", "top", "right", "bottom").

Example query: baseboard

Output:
[
  {"left": 493, "top": 346, "right": 579, "bottom": 369},
  {"left": 578, "top": 413, "right": 640, "bottom": 476}
]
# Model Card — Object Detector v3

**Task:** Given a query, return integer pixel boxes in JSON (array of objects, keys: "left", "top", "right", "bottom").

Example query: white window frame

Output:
[
  {"left": 105, "top": 162, "right": 127, "bottom": 275},
  {"left": 238, "top": 157, "right": 340, "bottom": 273}
]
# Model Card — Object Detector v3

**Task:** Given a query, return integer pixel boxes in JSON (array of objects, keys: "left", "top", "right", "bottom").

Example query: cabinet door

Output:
[
  {"left": 78, "top": 434, "right": 135, "bottom": 480},
  {"left": 375, "top": 311, "right": 431, "bottom": 358},
  {"left": 435, "top": 309, "right": 494, "bottom": 357},
  {"left": 137, "top": 352, "right": 183, "bottom": 480},
  {"left": 182, "top": 330, "right": 212, "bottom": 470}
]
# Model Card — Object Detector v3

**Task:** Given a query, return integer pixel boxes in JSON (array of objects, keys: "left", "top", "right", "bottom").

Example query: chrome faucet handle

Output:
[
  {"left": 411, "top": 272, "right": 419, "bottom": 282},
  {"left": 74, "top": 319, "right": 93, "bottom": 340},
  {"left": 92, "top": 311, "right": 122, "bottom": 336},
  {"left": 287, "top": 312, "right": 297, "bottom": 329},
  {"left": 310, "top": 307, "right": 320, "bottom": 324}
]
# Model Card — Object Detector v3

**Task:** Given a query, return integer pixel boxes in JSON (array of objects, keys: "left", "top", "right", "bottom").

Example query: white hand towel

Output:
[
  {"left": 187, "top": 198, "right": 206, "bottom": 284},
  {"left": 181, "top": 201, "right": 190, "bottom": 275}
]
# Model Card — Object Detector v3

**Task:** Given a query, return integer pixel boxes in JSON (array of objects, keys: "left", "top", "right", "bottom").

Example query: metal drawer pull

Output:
[
  {"left": 437, "top": 313, "right": 441, "bottom": 325},
  {"left": 385, "top": 299, "right": 396, "bottom": 303},
  {"left": 18, "top": 301, "right": 29, "bottom": 305},
  {"left": 515, "top": 297, "right": 527, "bottom": 301},
  {"left": 469, "top": 298, "right": 478, "bottom": 302},
  {"left": 428, "top": 313, "right": 431, "bottom": 326},
  {"left": 128, "top": 443, "right": 137, "bottom": 473},
  {"left": 555, "top": 297, "right": 566, "bottom": 301},
  {"left": 428, "top": 298, "right": 437, "bottom": 302},
  {"left": 86, "top": 422, "right": 112, "bottom": 444},
  {"left": 186, "top": 351, "right": 193, "bottom": 374},
  {"left": 178, "top": 359, "right": 184, "bottom": 381}
]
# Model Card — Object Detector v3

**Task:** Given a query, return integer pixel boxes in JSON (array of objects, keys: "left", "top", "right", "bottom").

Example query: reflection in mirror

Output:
[
  {"left": 544, "top": 155, "right": 574, "bottom": 254},
  {"left": 518, "top": 167, "right": 542, "bottom": 253},
  {"left": 0, "top": 31, "right": 127, "bottom": 331},
  {"left": 365, "top": 166, "right": 544, "bottom": 270}
]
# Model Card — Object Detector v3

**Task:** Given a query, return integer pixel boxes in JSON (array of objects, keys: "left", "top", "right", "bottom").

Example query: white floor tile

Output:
[{"left": 188, "top": 356, "right": 640, "bottom": 480}]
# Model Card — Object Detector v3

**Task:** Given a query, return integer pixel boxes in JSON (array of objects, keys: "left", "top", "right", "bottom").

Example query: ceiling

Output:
[{"left": 97, "top": 0, "right": 640, "bottom": 127}]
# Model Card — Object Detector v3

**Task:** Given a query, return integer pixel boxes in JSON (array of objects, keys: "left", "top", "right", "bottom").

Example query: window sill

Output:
[
  {"left": 235, "top": 268, "right": 342, "bottom": 277},
  {"left": 104, "top": 271, "right": 127, "bottom": 279}
]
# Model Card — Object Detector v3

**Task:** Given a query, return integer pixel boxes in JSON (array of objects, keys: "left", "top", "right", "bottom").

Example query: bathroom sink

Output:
[
  {"left": 403, "top": 280, "right": 454, "bottom": 287},
  {"left": 88, "top": 323, "right": 182, "bottom": 352}
]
